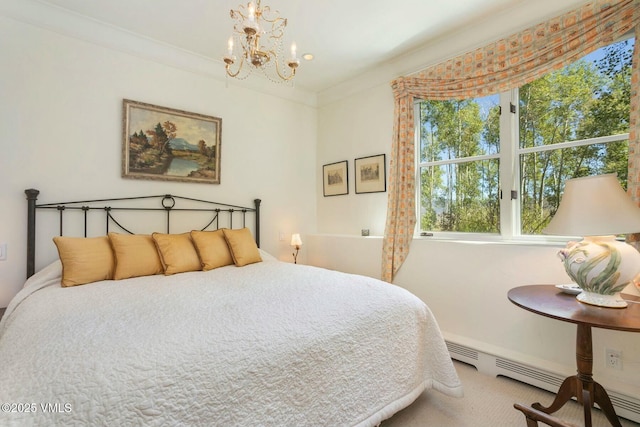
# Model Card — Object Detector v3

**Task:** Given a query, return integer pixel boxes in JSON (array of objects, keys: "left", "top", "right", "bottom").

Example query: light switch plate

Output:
[{"left": 0, "top": 243, "right": 6, "bottom": 261}]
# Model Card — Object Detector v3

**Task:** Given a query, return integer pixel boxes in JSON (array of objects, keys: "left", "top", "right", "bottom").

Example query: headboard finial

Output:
[
  {"left": 254, "top": 199, "right": 261, "bottom": 248},
  {"left": 26, "top": 189, "right": 40, "bottom": 278},
  {"left": 25, "top": 188, "right": 40, "bottom": 200}
]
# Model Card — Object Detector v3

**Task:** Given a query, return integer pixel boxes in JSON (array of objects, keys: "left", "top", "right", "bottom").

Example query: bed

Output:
[{"left": 0, "top": 189, "right": 462, "bottom": 426}]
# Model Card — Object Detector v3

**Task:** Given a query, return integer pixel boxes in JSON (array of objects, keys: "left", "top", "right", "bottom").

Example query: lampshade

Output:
[
  {"left": 543, "top": 174, "right": 640, "bottom": 236},
  {"left": 291, "top": 233, "right": 302, "bottom": 246}
]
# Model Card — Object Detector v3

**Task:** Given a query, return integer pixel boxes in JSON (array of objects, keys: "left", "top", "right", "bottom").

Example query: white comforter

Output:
[{"left": 0, "top": 257, "right": 462, "bottom": 426}]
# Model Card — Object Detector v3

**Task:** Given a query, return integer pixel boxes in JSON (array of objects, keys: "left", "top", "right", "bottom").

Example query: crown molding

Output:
[{"left": 0, "top": 0, "right": 317, "bottom": 107}]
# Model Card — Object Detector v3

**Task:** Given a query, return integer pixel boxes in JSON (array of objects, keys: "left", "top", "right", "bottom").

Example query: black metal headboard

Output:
[{"left": 25, "top": 189, "right": 261, "bottom": 278}]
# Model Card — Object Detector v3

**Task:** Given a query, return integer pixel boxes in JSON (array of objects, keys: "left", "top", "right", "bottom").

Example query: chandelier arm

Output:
[
  {"left": 259, "top": 9, "right": 286, "bottom": 25},
  {"left": 225, "top": 64, "right": 242, "bottom": 78},
  {"left": 225, "top": 54, "right": 246, "bottom": 78},
  {"left": 230, "top": 10, "right": 248, "bottom": 21},
  {"left": 264, "top": 28, "right": 285, "bottom": 40},
  {"left": 272, "top": 52, "right": 296, "bottom": 81}
]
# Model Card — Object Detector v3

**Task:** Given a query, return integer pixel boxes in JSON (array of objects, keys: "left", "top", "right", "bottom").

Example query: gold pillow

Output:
[
  {"left": 190, "top": 230, "right": 234, "bottom": 270},
  {"left": 108, "top": 233, "right": 164, "bottom": 280},
  {"left": 152, "top": 232, "right": 201, "bottom": 275},
  {"left": 53, "top": 236, "right": 115, "bottom": 287},
  {"left": 222, "top": 228, "right": 262, "bottom": 267}
]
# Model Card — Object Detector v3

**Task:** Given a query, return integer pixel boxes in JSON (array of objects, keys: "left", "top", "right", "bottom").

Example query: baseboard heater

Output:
[{"left": 445, "top": 340, "right": 640, "bottom": 424}]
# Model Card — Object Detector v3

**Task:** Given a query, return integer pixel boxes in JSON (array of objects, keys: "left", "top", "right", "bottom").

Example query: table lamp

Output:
[
  {"left": 291, "top": 233, "right": 302, "bottom": 264},
  {"left": 543, "top": 174, "right": 640, "bottom": 308}
]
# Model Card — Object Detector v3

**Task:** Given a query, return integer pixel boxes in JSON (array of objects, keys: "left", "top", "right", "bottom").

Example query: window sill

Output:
[
  {"left": 309, "top": 233, "right": 573, "bottom": 247},
  {"left": 413, "top": 235, "right": 570, "bottom": 247}
]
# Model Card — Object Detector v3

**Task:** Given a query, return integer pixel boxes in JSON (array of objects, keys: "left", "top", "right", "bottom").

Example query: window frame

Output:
[
  {"left": 414, "top": 93, "right": 509, "bottom": 242},
  {"left": 414, "top": 90, "right": 630, "bottom": 243}
]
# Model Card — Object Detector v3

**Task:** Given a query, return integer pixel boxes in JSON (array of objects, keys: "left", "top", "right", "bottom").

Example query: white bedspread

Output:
[{"left": 0, "top": 257, "right": 462, "bottom": 426}]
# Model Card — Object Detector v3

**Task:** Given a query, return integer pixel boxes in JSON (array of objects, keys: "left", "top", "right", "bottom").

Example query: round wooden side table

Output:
[{"left": 508, "top": 285, "right": 640, "bottom": 427}]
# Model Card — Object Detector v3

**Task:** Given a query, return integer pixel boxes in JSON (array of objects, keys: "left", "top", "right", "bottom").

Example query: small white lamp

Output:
[
  {"left": 543, "top": 174, "right": 640, "bottom": 308},
  {"left": 291, "top": 233, "right": 302, "bottom": 264}
]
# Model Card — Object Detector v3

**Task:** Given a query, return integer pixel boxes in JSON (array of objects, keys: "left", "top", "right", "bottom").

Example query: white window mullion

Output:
[
  {"left": 518, "top": 133, "right": 630, "bottom": 155},
  {"left": 499, "top": 90, "right": 518, "bottom": 239}
]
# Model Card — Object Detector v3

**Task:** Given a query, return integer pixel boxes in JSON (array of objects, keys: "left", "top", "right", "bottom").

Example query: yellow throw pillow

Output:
[
  {"left": 222, "top": 228, "right": 262, "bottom": 267},
  {"left": 152, "top": 232, "right": 201, "bottom": 275},
  {"left": 53, "top": 236, "right": 115, "bottom": 287},
  {"left": 190, "top": 229, "right": 234, "bottom": 270},
  {"left": 108, "top": 233, "right": 164, "bottom": 280}
]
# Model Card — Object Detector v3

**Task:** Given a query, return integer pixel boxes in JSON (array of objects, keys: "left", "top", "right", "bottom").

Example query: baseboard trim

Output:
[{"left": 446, "top": 340, "right": 640, "bottom": 423}]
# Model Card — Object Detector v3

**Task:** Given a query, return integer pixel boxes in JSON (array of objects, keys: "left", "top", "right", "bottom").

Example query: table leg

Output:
[
  {"left": 593, "top": 382, "right": 622, "bottom": 427},
  {"left": 532, "top": 376, "right": 578, "bottom": 414},
  {"left": 531, "top": 324, "right": 622, "bottom": 427}
]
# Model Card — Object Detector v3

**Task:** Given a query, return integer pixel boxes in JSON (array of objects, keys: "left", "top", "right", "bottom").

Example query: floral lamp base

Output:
[
  {"left": 558, "top": 236, "right": 640, "bottom": 309},
  {"left": 576, "top": 291, "right": 627, "bottom": 308}
]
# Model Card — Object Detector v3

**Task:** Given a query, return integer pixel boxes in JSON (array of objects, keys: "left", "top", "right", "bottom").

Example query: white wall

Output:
[
  {"left": 317, "top": 84, "right": 392, "bottom": 236},
  {"left": 0, "top": 15, "right": 317, "bottom": 305}
]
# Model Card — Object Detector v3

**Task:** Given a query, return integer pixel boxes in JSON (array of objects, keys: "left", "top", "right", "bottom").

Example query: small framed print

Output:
[
  {"left": 355, "top": 154, "right": 386, "bottom": 194},
  {"left": 323, "top": 160, "right": 349, "bottom": 196}
]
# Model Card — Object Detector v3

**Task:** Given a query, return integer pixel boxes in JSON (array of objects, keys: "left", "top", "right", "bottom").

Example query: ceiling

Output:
[{"left": 36, "top": 0, "right": 587, "bottom": 93}]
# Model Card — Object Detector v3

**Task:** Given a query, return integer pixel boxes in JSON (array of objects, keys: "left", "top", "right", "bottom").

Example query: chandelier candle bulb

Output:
[
  {"left": 227, "top": 37, "right": 234, "bottom": 56},
  {"left": 291, "top": 42, "right": 297, "bottom": 60}
]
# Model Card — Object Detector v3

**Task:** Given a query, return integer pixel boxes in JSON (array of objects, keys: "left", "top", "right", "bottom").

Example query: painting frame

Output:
[
  {"left": 354, "top": 154, "right": 386, "bottom": 194},
  {"left": 122, "top": 99, "right": 222, "bottom": 184},
  {"left": 323, "top": 160, "right": 349, "bottom": 197}
]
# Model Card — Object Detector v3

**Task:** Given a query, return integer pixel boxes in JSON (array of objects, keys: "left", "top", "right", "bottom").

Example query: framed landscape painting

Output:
[
  {"left": 355, "top": 154, "right": 386, "bottom": 194},
  {"left": 122, "top": 99, "right": 222, "bottom": 184},
  {"left": 323, "top": 160, "right": 348, "bottom": 196}
]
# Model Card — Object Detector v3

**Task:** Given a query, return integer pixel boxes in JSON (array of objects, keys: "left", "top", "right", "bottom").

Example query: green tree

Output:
[
  {"left": 419, "top": 98, "right": 499, "bottom": 232},
  {"left": 146, "top": 121, "right": 177, "bottom": 157},
  {"left": 519, "top": 38, "right": 633, "bottom": 234}
]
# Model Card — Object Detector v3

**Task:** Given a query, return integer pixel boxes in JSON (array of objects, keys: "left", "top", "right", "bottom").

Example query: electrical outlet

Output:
[{"left": 605, "top": 348, "right": 623, "bottom": 370}]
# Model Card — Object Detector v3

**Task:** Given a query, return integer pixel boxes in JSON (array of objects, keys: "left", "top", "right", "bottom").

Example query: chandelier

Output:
[{"left": 223, "top": 1, "right": 300, "bottom": 83}]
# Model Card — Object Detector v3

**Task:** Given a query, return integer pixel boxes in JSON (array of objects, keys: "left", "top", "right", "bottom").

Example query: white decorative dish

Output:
[{"left": 555, "top": 284, "right": 582, "bottom": 295}]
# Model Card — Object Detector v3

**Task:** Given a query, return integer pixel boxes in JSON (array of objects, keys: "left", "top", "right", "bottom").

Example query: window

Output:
[
  {"left": 417, "top": 95, "right": 501, "bottom": 234},
  {"left": 416, "top": 37, "right": 634, "bottom": 239}
]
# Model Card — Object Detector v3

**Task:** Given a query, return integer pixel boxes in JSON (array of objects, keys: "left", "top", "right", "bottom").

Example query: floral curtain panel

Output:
[{"left": 382, "top": 0, "right": 640, "bottom": 282}]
